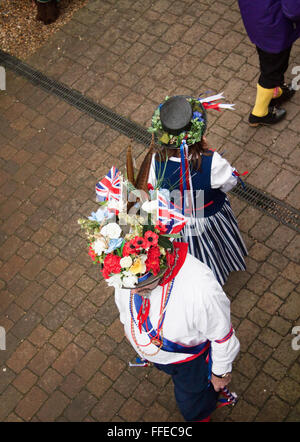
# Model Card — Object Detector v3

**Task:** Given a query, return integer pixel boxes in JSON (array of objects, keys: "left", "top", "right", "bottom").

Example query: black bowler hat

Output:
[{"left": 160, "top": 96, "right": 193, "bottom": 136}]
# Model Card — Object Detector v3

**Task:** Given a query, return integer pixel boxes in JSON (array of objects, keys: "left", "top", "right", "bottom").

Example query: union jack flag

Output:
[
  {"left": 95, "top": 167, "right": 121, "bottom": 203},
  {"left": 157, "top": 191, "right": 188, "bottom": 234}
]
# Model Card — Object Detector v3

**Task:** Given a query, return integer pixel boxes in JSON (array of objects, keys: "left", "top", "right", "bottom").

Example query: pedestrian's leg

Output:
[
  {"left": 268, "top": 46, "right": 295, "bottom": 105},
  {"left": 248, "top": 47, "right": 288, "bottom": 126},
  {"left": 251, "top": 83, "right": 274, "bottom": 117}
]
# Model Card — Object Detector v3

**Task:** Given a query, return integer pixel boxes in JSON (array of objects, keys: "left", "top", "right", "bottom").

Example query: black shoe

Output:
[
  {"left": 249, "top": 106, "right": 286, "bottom": 127},
  {"left": 270, "top": 83, "right": 296, "bottom": 106}
]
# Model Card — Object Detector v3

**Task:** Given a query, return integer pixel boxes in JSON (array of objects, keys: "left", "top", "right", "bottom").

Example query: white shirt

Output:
[
  {"left": 114, "top": 254, "right": 240, "bottom": 375},
  {"left": 148, "top": 151, "right": 238, "bottom": 193}
]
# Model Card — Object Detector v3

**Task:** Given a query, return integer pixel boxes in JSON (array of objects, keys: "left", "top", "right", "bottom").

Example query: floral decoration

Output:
[
  {"left": 148, "top": 96, "right": 207, "bottom": 147},
  {"left": 78, "top": 172, "right": 183, "bottom": 289}
]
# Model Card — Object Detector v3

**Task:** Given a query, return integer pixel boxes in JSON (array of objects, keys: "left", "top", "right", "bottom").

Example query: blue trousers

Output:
[{"left": 154, "top": 349, "right": 218, "bottom": 421}]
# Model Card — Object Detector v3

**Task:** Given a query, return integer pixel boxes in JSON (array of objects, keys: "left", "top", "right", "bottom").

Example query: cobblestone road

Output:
[{"left": 0, "top": 0, "right": 299, "bottom": 422}]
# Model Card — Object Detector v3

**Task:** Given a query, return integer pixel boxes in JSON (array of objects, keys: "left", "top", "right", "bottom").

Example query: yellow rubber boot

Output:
[{"left": 252, "top": 84, "right": 275, "bottom": 117}]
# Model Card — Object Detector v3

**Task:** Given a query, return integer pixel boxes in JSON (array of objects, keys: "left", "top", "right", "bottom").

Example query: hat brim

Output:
[
  {"left": 134, "top": 268, "right": 167, "bottom": 289},
  {"left": 154, "top": 95, "right": 207, "bottom": 147}
]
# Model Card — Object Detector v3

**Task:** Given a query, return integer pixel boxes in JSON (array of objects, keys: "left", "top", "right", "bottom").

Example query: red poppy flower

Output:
[
  {"left": 122, "top": 241, "right": 138, "bottom": 257},
  {"left": 147, "top": 183, "right": 154, "bottom": 191},
  {"left": 132, "top": 236, "right": 147, "bottom": 249},
  {"left": 144, "top": 230, "right": 159, "bottom": 247}
]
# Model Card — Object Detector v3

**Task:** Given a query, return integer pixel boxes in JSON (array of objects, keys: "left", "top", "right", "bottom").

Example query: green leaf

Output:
[
  {"left": 120, "top": 240, "right": 125, "bottom": 255},
  {"left": 159, "top": 132, "right": 170, "bottom": 144},
  {"left": 158, "top": 236, "right": 173, "bottom": 251},
  {"left": 161, "top": 234, "right": 181, "bottom": 238}
]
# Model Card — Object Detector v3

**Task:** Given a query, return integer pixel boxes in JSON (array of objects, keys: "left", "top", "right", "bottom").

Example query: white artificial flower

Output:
[
  {"left": 106, "top": 274, "right": 123, "bottom": 289},
  {"left": 93, "top": 237, "right": 108, "bottom": 255},
  {"left": 120, "top": 256, "right": 133, "bottom": 268},
  {"left": 100, "top": 222, "right": 122, "bottom": 239},
  {"left": 122, "top": 274, "right": 138, "bottom": 288}
]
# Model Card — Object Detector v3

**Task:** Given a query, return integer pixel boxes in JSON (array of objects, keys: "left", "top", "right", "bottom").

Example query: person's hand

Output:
[{"left": 210, "top": 373, "right": 232, "bottom": 392}]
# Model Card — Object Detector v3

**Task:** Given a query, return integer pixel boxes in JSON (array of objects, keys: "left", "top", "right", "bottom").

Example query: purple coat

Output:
[{"left": 238, "top": 0, "right": 300, "bottom": 53}]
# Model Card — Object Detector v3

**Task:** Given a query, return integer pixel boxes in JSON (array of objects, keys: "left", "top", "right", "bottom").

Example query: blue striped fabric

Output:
[{"left": 179, "top": 198, "right": 247, "bottom": 286}]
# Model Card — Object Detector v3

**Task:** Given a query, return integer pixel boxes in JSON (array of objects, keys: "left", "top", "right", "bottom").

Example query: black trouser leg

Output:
[{"left": 256, "top": 46, "right": 292, "bottom": 89}]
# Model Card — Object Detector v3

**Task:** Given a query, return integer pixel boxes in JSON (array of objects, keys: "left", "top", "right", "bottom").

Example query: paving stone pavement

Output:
[{"left": 0, "top": 0, "right": 299, "bottom": 422}]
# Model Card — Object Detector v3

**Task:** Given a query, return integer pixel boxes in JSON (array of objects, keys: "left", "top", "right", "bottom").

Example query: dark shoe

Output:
[
  {"left": 249, "top": 106, "right": 286, "bottom": 127},
  {"left": 270, "top": 83, "right": 295, "bottom": 106}
]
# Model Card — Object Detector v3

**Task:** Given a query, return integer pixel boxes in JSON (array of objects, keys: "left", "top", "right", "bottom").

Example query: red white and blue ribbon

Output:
[
  {"left": 179, "top": 139, "right": 190, "bottom": 195},
  {"left": 199, "top": 92, "right": 235, "bottom": 112},
  {"left": 95, "top": 166, "right": 121, "bottom": 203},
  {"left": 232, "top": 169, "right": 249, "bottom": 189},
  {"left": 217, "top": 387, "right": 238, "bottom": 408},
  {"left": 215, "top": 326, "right": 234, "bottom": 344},
  {"left": 179, "top": 139, "right": 195, "bottom": 216}
]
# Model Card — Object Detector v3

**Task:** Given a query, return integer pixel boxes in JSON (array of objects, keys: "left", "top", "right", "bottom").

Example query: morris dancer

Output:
[
  {"left": 80, "top": 165, "right": 240, "bottom": 422},
  {"left": 147, "top": 94, "right": 248, "bottom": 286},
  {"left": 115, "top": 243, "right": 240, "bottom": 422}
]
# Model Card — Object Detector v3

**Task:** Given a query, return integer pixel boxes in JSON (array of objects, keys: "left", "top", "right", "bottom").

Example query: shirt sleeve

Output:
[
  {"left": 193, "top": 272, "right": 240, "bottom": 375},
  {"left": 211, "top": 151, "right": 238, "bottom": 193}
]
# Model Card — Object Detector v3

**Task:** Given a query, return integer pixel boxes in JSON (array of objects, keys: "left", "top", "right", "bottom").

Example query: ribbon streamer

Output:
[
  {"left": 217, "top": 387, "right": 238, "bottom": 408},
  {"left": 203, "top": 102, "right": 235, "bottom": 112},
  {"left": 199, "top": 92, "right": 225, "bottom": 103},
  {"left": 137, "top": 298, "right": 150, "bottom": 333},
  {"left": 232, "top": 170, "right": 249, "bottom": 189}
]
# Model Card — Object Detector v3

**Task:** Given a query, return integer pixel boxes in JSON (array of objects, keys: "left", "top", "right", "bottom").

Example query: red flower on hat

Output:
[
  {"left": 102, "top": 253, "right": 121, "bottom": 278},
  {"left": 145, "top": 257, "right": 160, "bottom": 276},
  {"left": 144, "top": 230, "right": 159, "bottom": 247},
  {"left": 122, "top": 241, "right": 138, "bottom": 257},
  {"left": 147, "top": 245, "right": 160, "bottom": 258},
  {"left": 145, "top": 245, "right": 161, "bottom": 276},
  {"left": 132, "top": 236, "right": 147, "bottom": 249}
]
